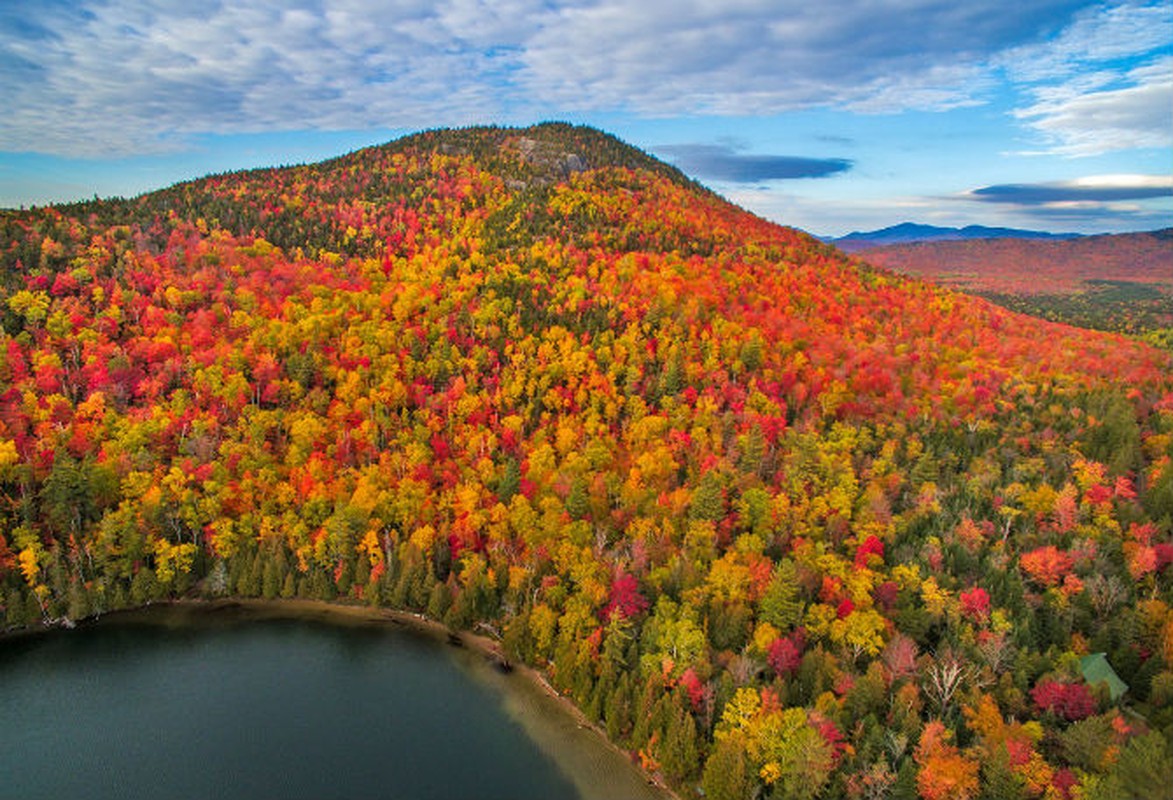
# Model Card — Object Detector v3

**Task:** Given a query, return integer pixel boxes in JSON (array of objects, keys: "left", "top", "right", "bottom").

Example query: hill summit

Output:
[{"left": 2, "top": 123, "right": 1172, "bottom": 798}]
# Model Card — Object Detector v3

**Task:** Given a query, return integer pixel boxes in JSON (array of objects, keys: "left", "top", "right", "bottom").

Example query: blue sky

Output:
[{"left": 1, "top": 1, "right": 1169, "bottom": 237}]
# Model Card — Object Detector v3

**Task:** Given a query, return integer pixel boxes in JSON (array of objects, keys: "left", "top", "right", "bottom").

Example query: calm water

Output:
[{"left": 0, "top": 605, "right": 584, "bottom": 800}]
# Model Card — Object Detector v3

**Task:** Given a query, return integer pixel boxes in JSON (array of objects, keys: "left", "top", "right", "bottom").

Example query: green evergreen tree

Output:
[
  {"left": 5, "top": 587, "right": 28, "bottom": 628},
  {"left": 760, "top": 559, "right": 803, "bottom": 629},
  {"left": 354, "top": 553, "right": 371, "bottom": 591},
  {"left": 604, "top": 673, "right": 634, "bottom": 744},
  {"left": 427, "top": 581, "right": 452, "bottom": 620},
  {"left": 631, "top": 675, "right": 667, "bottom": 751},
  {"left": 24, "top": 591, "right": 43, "bottom": 625},
  {"left": 737, "top": 424, "right": 766, "bottom": 474},
  {"left": 660, "top": 698, "right": 700, "bottom": 783},
  {"left": 130, "top": 567, "right": 158, "bottom": 605},
  {"left": 701, "top": 735, "right": 753, "bottom": 800},
  {"left": 40, "top": 456, "right": 115, "bottom": 538},
  {"left": 66, "top": 580, "right": 89, "bottom": 621},
  {"left": 707, "top": 600, "right": 751, "bottom": 651},
  {"left": 261, "top": 558, "right": 283, "bottom": 599},
  {"left": 502, "top": 609, "right": 532, "bottom": 664},
  {"left": 1102, "top": 732, "right": 1173, "bottom": 800},
  {"left": 690, "top": 471, "right": 726, "bottom": 521},
  {"left": 1082, "top": 390, "right": 1142, "bottom": 476},
  {"left": 890, "top": 758, "right": 919, "bottom": 800},
  {"left": 565, "top": 476, "right": 590, "bottom": 519},
  {"left": 496, "top": 459, "right": 521, "bottom": 505},
  {"left": 979, "top": 749, "right": 1028, "bottom": 800}
]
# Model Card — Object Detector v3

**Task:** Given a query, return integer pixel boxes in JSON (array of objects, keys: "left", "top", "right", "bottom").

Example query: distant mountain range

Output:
[{"left": 828, "top": 222, "right": 1082, "bottom": 252}]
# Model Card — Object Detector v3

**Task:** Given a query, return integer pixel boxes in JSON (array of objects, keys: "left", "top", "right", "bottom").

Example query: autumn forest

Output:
[{"left": 1, "top": 124, "right": 1171, "bottom": 799}]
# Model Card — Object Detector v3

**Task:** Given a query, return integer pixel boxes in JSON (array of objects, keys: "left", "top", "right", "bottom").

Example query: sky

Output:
[{"left": 1, "top": 0, "right": 1170, "bottom": 237}]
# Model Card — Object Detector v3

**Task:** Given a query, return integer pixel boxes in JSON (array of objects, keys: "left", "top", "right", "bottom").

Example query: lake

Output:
[{"left": 0, "top": 602, "right": 673, "bottom": 800}]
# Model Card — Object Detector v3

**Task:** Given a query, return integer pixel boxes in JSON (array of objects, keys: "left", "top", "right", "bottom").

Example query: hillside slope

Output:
[
  {"left": 2, "top": 124, "right": 1172, "bottom": 798},
  {"left": 856, "top": 230, "right": 1173, "bottom": 341},
  {"left": 855, "top": 229, "right": 1173, "bottom": 294}
]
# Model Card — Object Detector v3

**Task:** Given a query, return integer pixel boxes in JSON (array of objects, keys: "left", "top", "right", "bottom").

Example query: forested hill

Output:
[{"left": 2, "top": 123, "right": 1172, "bottom": 799}]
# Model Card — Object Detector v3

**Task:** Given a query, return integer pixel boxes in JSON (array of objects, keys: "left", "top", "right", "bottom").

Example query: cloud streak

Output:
[
  {"left": 970, "top": 175, "right": 1173, "bottom": 204},
  {"left": 956, "top": 172, "right": 1173, "bottom": 232},
  {"left": 655, "top": 144, "right": 852, "bottom": 182}
]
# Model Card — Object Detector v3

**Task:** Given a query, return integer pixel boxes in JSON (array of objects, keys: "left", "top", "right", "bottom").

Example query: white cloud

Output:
[
  {"left": 999, "top": 0, "right": 1172, "bottom": 81},
  {"left": 1073, "top": 173, "right": 1173, "bottom": 188},
  {"left": 0, "top": 0, "right": 1111, "bottom": 157},
  {"left": 1014, "top": 57, "right": 1173, "bottom": 155},
  {"left": 0, "top": 0, "right": 541, "bottom": 156},
  {"left": 517, "top": 1, "right": 1085, "bottom": 115},
  {"left": 1001, "top": 2, "right": 1173, "bottom": 156}
]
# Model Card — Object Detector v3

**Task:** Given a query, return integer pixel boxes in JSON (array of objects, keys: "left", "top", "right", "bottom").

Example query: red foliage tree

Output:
[
  {"left": 959, "top": 587, "right": 990, "bottom": 624},
  {"left": 768, "top": 628, "right": 806, "bottom": 677},
  {"left": 1020, "top": 546, "right": 1075, "bottom": 588},
  {"left": 1031, "top": 680, "right": 1097, "bottom": 722},
  {"left": 603, "top": 572, "right": 648, "bottom": 620},
  {"left": 854, "top": 534, "right": 885, "bottom": 568}
]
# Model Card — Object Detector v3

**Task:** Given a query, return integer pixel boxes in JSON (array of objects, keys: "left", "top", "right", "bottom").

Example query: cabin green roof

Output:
[{"left": 1080, "top": 652, "right": 1128, "bottom": 701}]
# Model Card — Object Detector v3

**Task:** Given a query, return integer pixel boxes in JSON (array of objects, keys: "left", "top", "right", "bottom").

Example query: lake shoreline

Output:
[{"left": 2, "top": 597, "right": 682, "bottom": 800}]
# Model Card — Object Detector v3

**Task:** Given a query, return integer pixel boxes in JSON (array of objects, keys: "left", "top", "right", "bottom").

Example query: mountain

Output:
[
  {"left": 2, "top": 123, "right": 1171, "bottom": 798},
  {"left": 830, "top": 221, "right": 1081, "bottom": 252}
]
